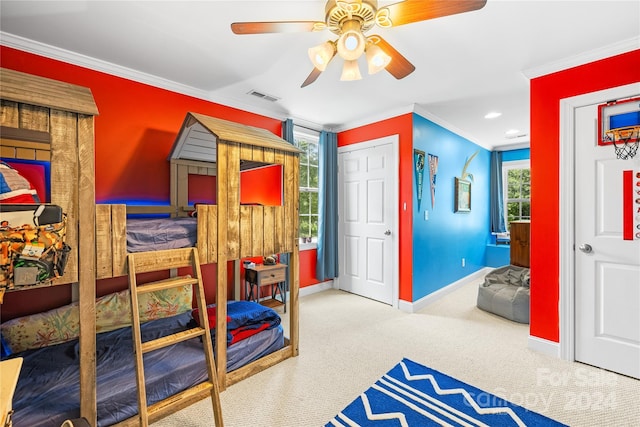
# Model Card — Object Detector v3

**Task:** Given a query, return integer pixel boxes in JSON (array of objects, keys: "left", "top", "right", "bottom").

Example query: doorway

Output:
[
  {"left": 559, "top": 83, "right": 640, "bottom": 379},
  {"left": 337, "top": 135, "right": 399, "bottom": 306}
]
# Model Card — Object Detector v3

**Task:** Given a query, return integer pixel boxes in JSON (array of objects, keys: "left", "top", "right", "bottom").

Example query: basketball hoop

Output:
[{"left": 604, "top": 126, "right": 639, "bottom": 160}]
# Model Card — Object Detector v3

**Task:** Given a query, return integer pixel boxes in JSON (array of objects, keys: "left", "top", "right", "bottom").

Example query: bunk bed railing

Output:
[{"left": 95, "top": 203, "right": 292, "bottom": 279}]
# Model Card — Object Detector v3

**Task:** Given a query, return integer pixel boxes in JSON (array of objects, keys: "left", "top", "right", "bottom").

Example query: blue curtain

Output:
[
  {"left": 280, "top": 119, "right": 295, "bottom": 289},
  {"left": 316, "top": 130, "right": 339, "bottom": 281},
  {"left": 490, "top": 151, "right": 506, "bottom": 233}
]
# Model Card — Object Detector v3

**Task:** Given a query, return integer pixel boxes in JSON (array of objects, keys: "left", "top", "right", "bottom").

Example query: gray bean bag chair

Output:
[{"left": 477, "top": 265, "right": 530, "bottom": 323}]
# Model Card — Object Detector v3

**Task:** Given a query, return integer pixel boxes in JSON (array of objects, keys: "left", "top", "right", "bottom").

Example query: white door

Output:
[
  {"left": 337, "top": 136, "right": 398, "bottom": 305},
  {"left": 574, "top": 99, "right": 640, "bottom": 379}
]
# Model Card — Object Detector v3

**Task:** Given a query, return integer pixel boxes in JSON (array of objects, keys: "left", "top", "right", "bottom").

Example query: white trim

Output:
[
  {"left": 523, "top": 36, "right": 640, "bottom": 79},
  {"left": 1, "top": 32, "right": 210, "bottom": 100},
  {"left": 299, "top": 280, "right": 334, "bottom": 298},
  {"left": 0, "top": 31, "right": 289, "bottom": 123},
  {"left": 332, "top": 105, "right": 414, "bottom": 133},
  {"left": 412, "top": 104, "right": 490, "bottom": 150},
  {"left": 399, "top": 268, "right": 492, "bottom": 313},
  {"left": 334, "top": 104, "right": 493, "bottom": 151},
  {"left": 337, "top": 135, "right": 400, "bottom": 309},
  {"left": 527, "top": 335, "right": 561, "bottom": 358},
  {"left": 299, "top": 242, "right": 317, "bottom": 251},
  {"left": 502, "top": 159, "right": 531, "bottom": 228},
  {"left": 558, "top": 83, "right": 640, "bottom": 362},
  {"left": 494, "top": 141, "right": 530, "bottom": 152}
]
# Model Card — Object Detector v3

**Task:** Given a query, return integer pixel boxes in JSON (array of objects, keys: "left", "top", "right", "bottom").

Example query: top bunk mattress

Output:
[{"left": 127, "top": 217, "right": 197, "bottom": 252}]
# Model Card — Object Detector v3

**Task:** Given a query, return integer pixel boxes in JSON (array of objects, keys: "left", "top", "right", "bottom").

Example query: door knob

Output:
[
  {"left": 578, "top": 244, "right": 593, "bottom": 253},
  {"left": 384, "top": 230, "right": 391, "bottom": 236}
]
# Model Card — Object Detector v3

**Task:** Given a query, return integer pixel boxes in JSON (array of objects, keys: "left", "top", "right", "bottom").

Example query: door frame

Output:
[
  {"left": 558, "top": 82, "right": 640, "bottom": 361},
  {"left": 336, "top": 135, "right": 400, "bottom": 308}
]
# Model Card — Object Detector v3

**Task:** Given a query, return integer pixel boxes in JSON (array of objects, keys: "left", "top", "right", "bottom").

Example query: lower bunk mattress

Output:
[{"left": 8, "top": 301, "right": 283, "bottom": 427}]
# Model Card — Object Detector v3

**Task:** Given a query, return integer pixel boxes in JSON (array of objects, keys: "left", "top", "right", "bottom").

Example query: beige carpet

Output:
[{"left": 152, "top": 279, "right": 640, "bottom": 426}]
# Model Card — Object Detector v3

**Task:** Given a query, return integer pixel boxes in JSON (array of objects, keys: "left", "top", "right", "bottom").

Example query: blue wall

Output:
[
  {"left": 503, "top": 148, "right": 530, "bottom": 162},
  {"left": 411, "top": 114, "right": 491, "bottom": 300}
]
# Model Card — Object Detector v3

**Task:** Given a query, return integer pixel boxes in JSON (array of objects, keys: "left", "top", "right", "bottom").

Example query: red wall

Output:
[
  {"left": 240, "top": 165, "right": 283, "bottom": 206},
  {"left": 338, "top": 114, "right": 414, "bottom": 302},
  {"left": 0, "top": 46, "right": 322, "bottom": 320},
  {"left": 299, "top": 249, "right": 320, "bottom": 288},
  {"left": 529, "top": 49, "right": 640, "bottom": 342},
  {"left": 0, "top": 46, "right": 282, "bottom": 203}
]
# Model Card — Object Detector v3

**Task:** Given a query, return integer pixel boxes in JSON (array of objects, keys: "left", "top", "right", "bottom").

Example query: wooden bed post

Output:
[
  {"left": 77, "top": 114, "right": 97, "bottom": 424},
  {"left": 215, "top": 139, "right": 229, "bottom": 388}
]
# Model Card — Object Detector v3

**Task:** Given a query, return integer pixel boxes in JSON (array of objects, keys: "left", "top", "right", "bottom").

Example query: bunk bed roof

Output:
[
  {"left": 169, "top": 112, "right": 301, "bottom": 163},
  {"left": 0, "top": 68, "right": 98, "bottom": 116}
]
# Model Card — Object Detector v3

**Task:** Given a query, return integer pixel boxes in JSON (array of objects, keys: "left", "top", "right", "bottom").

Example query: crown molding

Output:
[
  {"left": 411, "top": 104, "right": 493, "bottom": 150},
  {"left": 523, "top": 36, "right": 640, "bottom": 79},
  {"left": 331, "top": 104, "right": 415, "bottom": 133},
  {"left": 493, "top": 141, "right": 530, "bottom": 152},
  {"left": 0, "top": 31, "right": 288, "bottom": 123},
  {"left": 1, "top": 32, "right": 211, "bottom": 100},
  {"left": 334, "top": 103, "right": 499, "bottom": 150}
]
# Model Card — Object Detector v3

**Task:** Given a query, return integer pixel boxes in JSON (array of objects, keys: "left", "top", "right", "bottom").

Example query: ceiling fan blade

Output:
[
  {"left": 231, "top": 21, "right": 325, "bottom": 34},
  {"left": 301, "top": 68, "right": 323, "bottom": 88},
  {"left": 370, "top": 35, "right": 415, "bottom": 79},
  {"left": 379, "top": 0, "right": 487, "bottom": 27}
]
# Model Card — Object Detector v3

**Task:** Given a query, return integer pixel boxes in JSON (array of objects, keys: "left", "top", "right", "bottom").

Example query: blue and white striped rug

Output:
[{"left": 326, "top": 358, "right": 567, "bottom": 427}]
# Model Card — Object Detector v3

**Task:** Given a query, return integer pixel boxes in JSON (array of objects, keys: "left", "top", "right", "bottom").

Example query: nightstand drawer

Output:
[{"left": 259, "top": 268, "right": 286, "bottom": 285}]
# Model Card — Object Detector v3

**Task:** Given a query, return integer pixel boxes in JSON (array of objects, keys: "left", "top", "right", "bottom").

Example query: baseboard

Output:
[
  {"left": 398, "top": 267, "right": 492, "bottom": 313},
  {"left": 528, "top": 335, "right": 561, "bottom": 358},
  {"left": 299, "top": 280, "right": 334, "bottom": 298}
]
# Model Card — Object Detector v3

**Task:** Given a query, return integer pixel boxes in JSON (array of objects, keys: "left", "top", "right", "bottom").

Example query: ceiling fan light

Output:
[
  {"left": 366, "top": 44, "right": 391, "bottom": 74},
  {"left": 336, "top": 19, "right": 365, "bottom": 61},
  {"left": 340, "top": 60, "right": 362, "bottom": 81},
  {"left": 308, "top": 41, "right": 335, "bottom": 71}
]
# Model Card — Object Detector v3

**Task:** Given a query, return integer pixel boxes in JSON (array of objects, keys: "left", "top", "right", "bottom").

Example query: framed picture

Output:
[{"left": 454, "top": 177, "right": 471, "bottom": 212}]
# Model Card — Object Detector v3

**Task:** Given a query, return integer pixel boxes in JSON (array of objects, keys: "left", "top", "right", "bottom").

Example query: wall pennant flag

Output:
[
  {"left": 414, "top": 149, "right": 425, "bottom": 211},
  {"left": 428, "top": 153, "right": 439, "bottom": 209}
]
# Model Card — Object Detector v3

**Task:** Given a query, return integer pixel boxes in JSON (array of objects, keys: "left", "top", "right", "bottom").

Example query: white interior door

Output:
[
  {"left": 574, "top": 100, "right": 640, "bottom": 379},
  {"left": 337, "top": 136, "right": 398, "bottom": 305}
]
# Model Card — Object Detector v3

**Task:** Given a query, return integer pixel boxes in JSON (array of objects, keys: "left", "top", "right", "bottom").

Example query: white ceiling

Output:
[{"left": 1, "top": 1, "right": 639, "bottom": 150}]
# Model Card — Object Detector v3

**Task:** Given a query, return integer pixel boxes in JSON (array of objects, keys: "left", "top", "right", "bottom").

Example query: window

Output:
[
  {"left": 293, "top": 127, "right": 319, "bottom": 244},
  {"left": 503, "top": 160, "right": 530, "bottom": 230}
]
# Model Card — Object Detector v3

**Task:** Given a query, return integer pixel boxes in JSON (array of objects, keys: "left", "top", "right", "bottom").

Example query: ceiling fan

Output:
[{"left": 231, "top": 0, "right": 487, "bottom": 87}]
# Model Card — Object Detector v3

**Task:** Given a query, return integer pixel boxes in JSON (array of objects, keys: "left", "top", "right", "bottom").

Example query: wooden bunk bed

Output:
[
  {"left": 1, "top": 69, "right": 301, "bottom": 426},
  {"left": 95, "top": 111, "right": 302, "bottom": 392},
  {"left": 0, "top": 68, "right": 99, "bottom": 423}
]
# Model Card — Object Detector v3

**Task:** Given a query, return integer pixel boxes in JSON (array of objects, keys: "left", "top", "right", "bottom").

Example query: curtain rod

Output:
[{"left": 293, "top": 123, "right": 322, "bottom": 134}]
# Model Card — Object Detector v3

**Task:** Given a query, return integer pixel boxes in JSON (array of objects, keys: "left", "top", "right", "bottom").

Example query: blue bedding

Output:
[
  {"left": 126, "top": 217, "right": 197, "bottom": 252},
  {"left": 8, "top": 301, "right": 283, "bottom": 427}
]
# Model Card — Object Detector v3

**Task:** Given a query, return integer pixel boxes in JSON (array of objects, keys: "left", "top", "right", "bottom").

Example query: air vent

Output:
[
  {"left": 247, "top": 90, "right": 280, "bottom": 102},
  {"left": 505, "top": 132, "right": 528, "bottom": 139}
]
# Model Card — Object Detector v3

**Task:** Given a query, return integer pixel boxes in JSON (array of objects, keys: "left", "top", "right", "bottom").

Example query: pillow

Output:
[
  {"left": 96, "top": 283, "right": 193, "bottom": 333},
  {"left": 1, "top": 282, "right": 193, "bottom": 353},
  {"left": 0, "top": 161, "right": 40, "bottom": 203},
  {"left": 0, "top": 301, "right": 80, "bottom": 353}
]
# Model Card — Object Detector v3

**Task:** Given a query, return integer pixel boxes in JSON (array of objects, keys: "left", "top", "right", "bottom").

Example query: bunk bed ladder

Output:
[{"left": 127, "top": 247, "right": 223, "bottom": 427}]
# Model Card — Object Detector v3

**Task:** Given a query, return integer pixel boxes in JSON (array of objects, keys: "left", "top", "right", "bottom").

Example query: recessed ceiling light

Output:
[
  {"left": 505, "top": 129, "right": 520, "bottom": 135},
  {"left": 484, "top": 111, "right": 502, "bottom": 119}
]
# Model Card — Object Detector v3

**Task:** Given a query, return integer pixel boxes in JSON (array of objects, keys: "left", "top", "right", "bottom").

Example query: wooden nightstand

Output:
[
  {"left": 1, "top": 357, "right": 22, "bottom": 427},
  {"left": 244, "top": 263, "right": 287, "bottom": 312}
]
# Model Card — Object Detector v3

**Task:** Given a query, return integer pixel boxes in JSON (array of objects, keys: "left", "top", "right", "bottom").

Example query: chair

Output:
[{"left": 477, "top": 265, "right": 530, "bottom": 323}]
